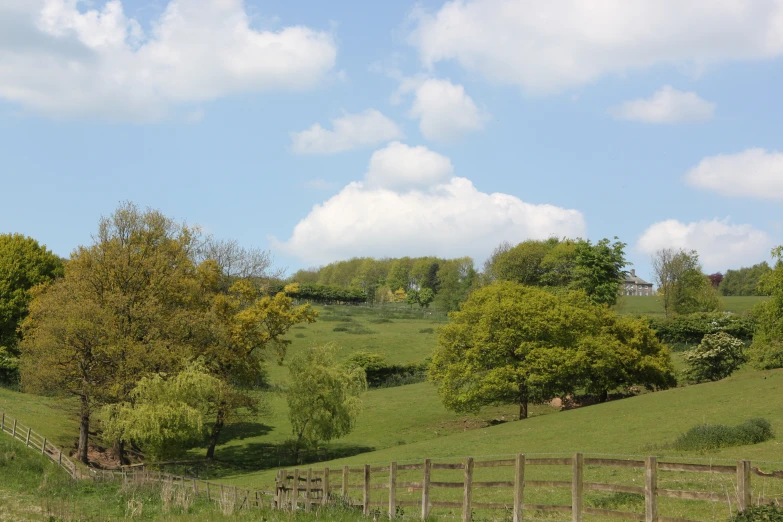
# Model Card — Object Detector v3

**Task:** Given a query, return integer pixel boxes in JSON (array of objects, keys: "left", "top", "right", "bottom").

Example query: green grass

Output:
[{"left": 615, "top": 295, "right": 768, "bottom": 316}]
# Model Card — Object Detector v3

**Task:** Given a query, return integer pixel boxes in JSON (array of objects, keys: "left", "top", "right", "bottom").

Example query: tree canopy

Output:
[
  {"left": 720, "top": 262, "right": 772, "bottom": 296},
  {"left": 749, "top": 247, "right": 783, "bottom": 369},
  {"left": 483, "top": 237, "right": 628, "bottom": 306},
  {"left": 429, "top": 282, "right": 674, "bottom": 419},
  {"left": 652, "top": 248, "right": 720, "bottom": 317},
  {"left": 0, "top": 233, "right": 63, "bottom": 384}
]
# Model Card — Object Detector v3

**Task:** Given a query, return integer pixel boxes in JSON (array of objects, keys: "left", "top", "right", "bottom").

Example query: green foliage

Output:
[
  {"left": 103, "top": 359, "right": 231, "bottom": 460},
  {"left": 344, "top": 350, "right": 428, "bottom": 388},
  {"left": 417, "top": 287, "right": 435, "bottom": 308},
  {"left": 750, "top": 246, "right": 783, "bottom": 369},
  {"left": 721, "top": 262, "right": 773, "bottom": 296},
  {"left": 653, "top": 248, "right": 721, "bottom": 317},
  {"left": 287, "top": 344, "right": 366, "bottom": 460},
  {"left": 672, "top": 418, "right": 773, "bottom": 451},
  {"left": 647, "top": 312, "right": 755, "bottom": 346},
  {"left": 682, "top": 332, "right": 748, "bottom": 383},
  {"left": 483, "top": 237, "right": 628, "bottom": 306},
  {"left": 731, "top": 503, "right": 783, "bottom": 521},
  {"left": 429, "top": 281, "right": 674, "bottom": 419},
  {"left": 0, "top": 233, "right": 63, "bottom": 384},
  {"left": 419, "top": 327, "right": 435, "bottom": 334},
  {"left": 282, "top": 282, "right": 367, "bottom": 304}
]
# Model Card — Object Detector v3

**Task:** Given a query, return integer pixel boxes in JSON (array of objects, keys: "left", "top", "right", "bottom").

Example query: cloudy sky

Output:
[{"left": 1, "top": 0, "right": 782, "bottom": 281}]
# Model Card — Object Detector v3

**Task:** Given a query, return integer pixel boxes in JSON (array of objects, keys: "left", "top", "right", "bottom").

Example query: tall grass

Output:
[{"left": 672, "top": 418, "right": 774, "bottom": 451}]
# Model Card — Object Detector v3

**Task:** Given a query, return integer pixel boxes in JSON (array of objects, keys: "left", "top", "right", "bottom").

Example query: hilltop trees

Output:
[
  {"left": 0, "top": 234, "right": 63, "bottom": 384},
  {"left": 483, "top": 237, "right": 628, "bottom": 306},
  {"left": 652, "top": 248, "right": 720, "bottom": 317},
  {"left": 721, "top": 262, "right": 772, "bottom": 296},
  {"left": 429, "top": 282, "right": 674, "bottom": 419}
]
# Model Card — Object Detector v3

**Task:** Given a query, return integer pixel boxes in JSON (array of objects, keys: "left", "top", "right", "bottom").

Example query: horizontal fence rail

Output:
[{"left": 274, "top": 454, "right": 783, "bottom": 521}]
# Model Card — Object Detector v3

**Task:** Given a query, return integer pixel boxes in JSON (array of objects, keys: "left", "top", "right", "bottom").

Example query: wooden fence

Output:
[
  {"left": 274, "top": 454, "right": 783, "bottom": 521},
  {"left": 0, "top": 411, "right": 84, "bottom": 480}
]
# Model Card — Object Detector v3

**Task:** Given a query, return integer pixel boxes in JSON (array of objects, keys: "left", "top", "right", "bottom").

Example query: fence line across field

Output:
[{"left": 275, "top": 453, "right": 783, "bottom": 522}]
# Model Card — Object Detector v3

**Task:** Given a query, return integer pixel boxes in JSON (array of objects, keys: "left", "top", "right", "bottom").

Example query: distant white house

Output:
[{"left": 622, "top": 269, "right": 653, "bottom": 296}]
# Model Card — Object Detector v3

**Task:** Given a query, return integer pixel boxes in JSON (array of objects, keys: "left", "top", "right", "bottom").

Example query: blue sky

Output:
[{"left": 1, "top": 0, "right": 782, "bottom": 282}]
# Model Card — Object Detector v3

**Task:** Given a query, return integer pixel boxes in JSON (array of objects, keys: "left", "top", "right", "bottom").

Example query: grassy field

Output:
[{"left": 615, "top": 295, "right": 768, "bottom": 316}]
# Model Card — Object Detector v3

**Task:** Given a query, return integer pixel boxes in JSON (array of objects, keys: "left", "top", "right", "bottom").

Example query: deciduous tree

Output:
[
  {"left": 652, "top": 248, "right": 720, "bottom": 317},
  {"left": 286, "top": 344, "right": 366, "bottom": 463},
  {"left": 749, "top": 246, "right": 783, "bottom": 369}
]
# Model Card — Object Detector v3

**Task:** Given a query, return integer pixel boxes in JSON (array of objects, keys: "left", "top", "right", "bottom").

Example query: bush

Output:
[
  {"left": 731, "top": 504, "right": 783, "bottom": 521},
  {"left": 419, "top": 327, "right": 435, "bottom": 334},
  {"left": 345, "top": 351, "right": 429, "bottom": 388},
  {"left": 682, "top": 332, "right": 747, "bottom": 382},
  {"left": 647, "top": 312, "right": 755, "bottom": 347},
  {"left": 672, "top": 418, "right": 773, "bottom": 451},
  {"left": 332, "top": 326, "right": 349, "bottom": 332},
  {"left": 294, "top": 333, "right": 306, "bottom": 338}
]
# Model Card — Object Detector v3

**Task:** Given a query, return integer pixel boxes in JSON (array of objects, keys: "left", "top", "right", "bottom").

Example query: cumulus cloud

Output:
[
  {"left": 685, "top": 148, "right": 783, "bottom": 200},
  {"left": 0, "top": 0, "right": 337, "bottom": 120},
  {"left": 609, "top": 86, "right": 715, "bottom": 123},
  {"left": 409, "top": 0, "right": 783, "bottom": 93},
  {"left": 290, "top": 109, "right": 403, "bottom": 154},
  {"left": 272, "top": 143, "right": 586, "bottom": 265},
  {"left": 409, "top": 78, "right": 488, "bottom": 142},
  {"left": 637, "top": 218, "right": 773, "bottom": 272},
  {"left": 364, "top": 141, "right": 453, "bottom": 191}
]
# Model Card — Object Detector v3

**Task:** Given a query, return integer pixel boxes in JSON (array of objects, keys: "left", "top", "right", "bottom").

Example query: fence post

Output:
[
  {"left": 277, "top": 469, "right": 285, "bottom": 509},
  {"left": 306, "top": 468, "right": 313, "bottom": 512},
  {"left": 234, "top": 485, "right": 238, "bottom": 509},
  {"left": 26, "top": 427, "right": 31, "bottom": 447},
  {"left": 737, "top": 460, "right": 751, "bottom": 512},
  {"left": 462, "top": 457, "right": 474, "bottom": 522},
  {"left": 41, "top": 437, "right": 46, "bottom": 455},
  {"left": 342, "top": 465, "right": 349, "bottom": 500},
  {"left": 58, "top": 449, "right": 63, "bottom": 466},
  {"left": 645, "top": 456, "right": 658, "bottom": 522},
  {"left": 323, "top": 467, "right": 330, "bottom": 506},
  {"left": 206, "top": 481, "right": 211, "bottom": 502},
  {"left": 1, "top": 412, "right": 4, "bottom": 431},
  {"left": 421, "top": 458, "right": 431, "bottom": 520},
  {"left": 513, "top": 454, "right": 525, "bottom": 522},
  {"left": 363, "top": 464, "right": 371, "bottom": 516},
  {"left": 572, "top": 453, "right": 583, "bottom": 522},
  {"left": 389, "top": 461, "right": 397, "bottom": 518},
  {"left": 12, "top": 419, "right": 17, "bottom": 439},
  {"left": 293, "top": 469, "right": 300, "bottom": 510}
]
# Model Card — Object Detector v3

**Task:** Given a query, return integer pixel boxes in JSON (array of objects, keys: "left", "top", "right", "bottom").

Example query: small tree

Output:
[
  {"left": 417, "top": 287, "right": 435, "bottom": 309},
  {"left": 287, "top": 345, "right": 366, "bottom": 463},
  {"left": 749, "top": 246, "right": 783, "bottom": 369},
  {"left": 405, "top": 289, "right": 419, "bottom": 309},
  {"left": 683, "top": 332, "right": 747, "bottom": 383}
]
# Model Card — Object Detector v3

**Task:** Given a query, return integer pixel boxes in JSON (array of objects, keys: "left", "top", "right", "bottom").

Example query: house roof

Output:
[{"left": 624, "top": 269, "right": 652, "bottom": 286}]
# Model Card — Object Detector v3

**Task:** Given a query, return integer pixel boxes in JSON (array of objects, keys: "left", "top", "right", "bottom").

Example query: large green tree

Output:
[
  {"left": 720, "top": 262, "right": 773, "bottom": 296},
  {"left": 429, "top": 282, "right": 674, "bottom": 419},
  {"left": 749, "top": 246, "right": 783, "bottom": 369},
  {"left": 483, "top": 237, "right": 628, "bottom": 306},
  {"left": 20, "top": 203, "right": 199, "bottom": 463},
  {"left": 652, "top": 248, "right": 720, "bottom": 317},
  {"left": 286, "top": 344, "right": 366, "bottom": 463},
  {"left": 0, "top": 234, "right": 63, "bottom": 384}
]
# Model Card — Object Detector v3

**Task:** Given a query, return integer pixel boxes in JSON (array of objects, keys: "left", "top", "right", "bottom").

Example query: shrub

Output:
[
  {"left": 731, "top": 504, "right": 783, "bottom": 521},
  {"left": 345, "top": 351, "right": 429, "bottom": 388},
  {"left": 419, "top": 327, "right": 435, "bottom": 334},
  {"left": 332, "top": 326, "right": 349, "bottom": 332},
  {"left": 294, "top": 333, "right": 306, "bottom": 338},
  {"left": 647, "top": 312, "right": 755, "bottom": 347},
  {"left": 672, "top": 418, "right": 773, "bottom": 451},
  {"left": 682, "top": 332, "right": 747, "bottom": 382}
]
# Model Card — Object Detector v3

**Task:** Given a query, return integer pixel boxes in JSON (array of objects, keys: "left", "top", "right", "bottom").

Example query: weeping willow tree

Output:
[{"left": 286, "top": 344, "right": 366, "bottom": 463}]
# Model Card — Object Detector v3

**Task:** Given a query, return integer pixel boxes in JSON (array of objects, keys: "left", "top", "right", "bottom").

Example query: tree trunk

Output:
[
  {"left": 598, "top": 389, "right": 609, "bottom": 403},
  {"left": 205, "top": 408, "right": 224, "bottom": 460},
  {"left": 78, "top": 396, "right": 90, "bottom": 464},
  {"left": 113, "top": 439, "right": 129, "bottom": 466},
  {"left": 518, "top": 384, "right": 529, "bottom": 420}
]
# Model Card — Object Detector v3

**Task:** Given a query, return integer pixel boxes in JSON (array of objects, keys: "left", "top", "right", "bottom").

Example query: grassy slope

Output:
[{"left": 615, "top": 295, "right": 767, "bottom": 316}]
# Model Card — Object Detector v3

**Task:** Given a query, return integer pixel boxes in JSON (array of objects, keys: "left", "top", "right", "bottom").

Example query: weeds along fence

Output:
[
  {"left": 274, "top": 454, "right": 783, "bottom": 522},
  {"left": 0, "top": 411, "right": 83, "bottom": 479}
]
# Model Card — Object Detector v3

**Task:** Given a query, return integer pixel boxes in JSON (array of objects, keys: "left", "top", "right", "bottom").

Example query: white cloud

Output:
[
  {"left": 609, "top": 86, "right": 715, "bottom": 123},
  {"left": 364, "top": 141, "right": 453, "bottom": 191},
  {"left": 290, "top": 109, "right": 403, "bottom": 154},
  {"left": 409, "top": 78, "right": 488, "bottom": 142},
  {"left": 272, "top": 144, "right": 586, "bottom": 265},
  {"left": 685, "top": 148, "right": 783, "bottom": 200},
  {"left": 409, "top": 0, "right": 783, "bottom": 93},
  {"left": 637, "top": 218, "right": 773, "bottom": 272},
  {"left": 0, "top": 0, "right": 337, "bottom": 120}
]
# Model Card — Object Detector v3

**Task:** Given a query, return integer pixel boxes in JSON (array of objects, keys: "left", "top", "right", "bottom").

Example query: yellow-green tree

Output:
[
  {"left": 430, "top": 282, "right": 674, "bottom": 419},
  {"left": 20, "top": 203, "right": 198, "bottom": 463},
  {"left": 286, "top": 344, "right": 366, "bottom": 463},
  {"left": 750, "top": 246, "right": 783, "bottom": 369}
]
